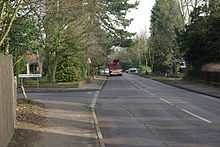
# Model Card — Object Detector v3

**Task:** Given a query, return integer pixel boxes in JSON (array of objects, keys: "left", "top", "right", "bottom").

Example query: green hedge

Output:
[{"left": 56, "top": 56, "right": 81, "bottom": 82}]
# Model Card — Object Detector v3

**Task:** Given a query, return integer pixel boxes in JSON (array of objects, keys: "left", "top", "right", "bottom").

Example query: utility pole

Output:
[
  {"left": 174, "top": 49, "right": 177, "bottom": 84},
  {"left": 144, "top": 35, "right": 148, "bottom": 69},
  {"left": 144, "top": 28, "right": 148, "bottom": 74}
]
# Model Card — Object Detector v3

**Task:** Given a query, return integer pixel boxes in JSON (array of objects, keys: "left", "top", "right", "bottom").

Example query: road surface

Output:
[
  {"left": 18, "top": 91, "right": 97, "bottom": 105},
  {"left": 95, "top": 73, "right": 220, "bottom": 147}
]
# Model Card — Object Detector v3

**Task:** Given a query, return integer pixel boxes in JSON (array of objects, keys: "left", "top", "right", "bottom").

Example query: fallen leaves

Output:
[{"left": 8, "top": 98, "right": 49, "bottom": 147}]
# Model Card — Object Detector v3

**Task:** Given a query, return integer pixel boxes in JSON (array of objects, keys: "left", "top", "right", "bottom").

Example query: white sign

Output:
[{"left": 19, "top": 74, "right": 42, "bottom": 78}]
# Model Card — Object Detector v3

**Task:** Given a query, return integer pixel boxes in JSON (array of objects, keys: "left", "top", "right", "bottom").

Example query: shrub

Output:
[{"left": 56, "top": 56, "right": 81, "bottom": 82}]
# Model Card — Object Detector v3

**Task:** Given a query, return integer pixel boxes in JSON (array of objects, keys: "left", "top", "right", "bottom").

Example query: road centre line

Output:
[
  {"left": 150, "top": 93, "right": 155, "bottom": 96},
  {"left": 181, "top": 109, "right": 212, "bottom": 124},
  {"left": 126, "top": 75, "right": 213, "bottom": 124},
  {"left": 159, "top": 97, "right": 173, "bottom": 105}
]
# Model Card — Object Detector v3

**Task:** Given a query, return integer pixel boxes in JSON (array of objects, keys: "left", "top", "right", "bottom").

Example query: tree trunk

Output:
[
  {"left": 45, "top": 51, "right": 57, "bottom": 84},
  {"left": 49, "top": 65, "right": 56, "bottom": 84}
]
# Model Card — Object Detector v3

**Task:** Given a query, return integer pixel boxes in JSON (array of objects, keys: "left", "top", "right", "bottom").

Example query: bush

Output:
[{"left": 56, "top": 56, "right": 81, "bottom": 82}]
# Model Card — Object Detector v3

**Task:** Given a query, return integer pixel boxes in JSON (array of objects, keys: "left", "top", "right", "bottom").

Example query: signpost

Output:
[
  {"left": 19, "top": 74, "right": 42, "bottom": 88},
  {"left": 87, "top": 58, "right": 92, "bottom": 82},
  {"left": 19, "top": 74, "right": 42, "bottom": 78}
]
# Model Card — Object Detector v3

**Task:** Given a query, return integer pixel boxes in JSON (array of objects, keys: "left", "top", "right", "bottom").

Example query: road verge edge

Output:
[{"left": 153, "top": 79, "right": 220, "bottom": 99}]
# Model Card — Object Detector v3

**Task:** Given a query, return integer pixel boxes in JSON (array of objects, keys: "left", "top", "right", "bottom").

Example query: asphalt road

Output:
[
  {"left": 18, "top": 91, "right": 97, "bottom": 105},
  {"left": 95, "top": 73, "right": 220, "bottom": 147}
]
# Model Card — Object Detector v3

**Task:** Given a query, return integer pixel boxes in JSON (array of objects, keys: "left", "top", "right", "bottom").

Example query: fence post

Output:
[{"left": 13, "top": 76, "right": 17, "bottom": 127}]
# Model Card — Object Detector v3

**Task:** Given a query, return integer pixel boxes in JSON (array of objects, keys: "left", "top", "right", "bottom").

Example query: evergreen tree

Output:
[
  {"left": 95, "top": 0, "right": 139, "bottom": 49},
  {"left": 177, "top": 0, "right": 220, "bottom": 71},
  {"left": 149, "top": 0, "right": 184, "bottom": 73}
]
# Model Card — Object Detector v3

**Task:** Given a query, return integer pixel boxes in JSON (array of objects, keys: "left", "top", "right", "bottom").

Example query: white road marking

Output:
[
  {"left": 159, "top": 97, "right": 173, "bottom": 105},
  {"left": 181, "top": 109, "right": 212, "bottom": 124},
  {"left": 143, "top": 90, "right": 150, "bottom": 93},
  {"left": 92, "top": 108, "right": 105, "bottom": 147},
  {"left": 150, "top": 93, "right": 155, "bottom": 96},
  {"left": 90, "top": 91, "right": 105, "bottom": 147},
  {"left": 126, "top": 74, "right": 213, "bottom": 125},
  {"left": 91, "top": 91, "right": 99, "bottom": 108}
]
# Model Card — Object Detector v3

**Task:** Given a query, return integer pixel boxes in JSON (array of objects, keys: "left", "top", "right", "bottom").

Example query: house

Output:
[{"left": 26, "top": 51, "right": 43, "bottom": 74}]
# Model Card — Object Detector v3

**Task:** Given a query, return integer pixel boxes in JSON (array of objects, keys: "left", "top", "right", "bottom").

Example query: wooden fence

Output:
[{"left": 0, "top": 55, "right": 16, "bottom": 147}]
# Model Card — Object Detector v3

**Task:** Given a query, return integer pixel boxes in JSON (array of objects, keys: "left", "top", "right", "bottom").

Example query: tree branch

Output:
[
  {"left": 13, "top": 55, "right": 24, "bottom": 69},
  {"left": 0, "top": 2, "right": 6, "bottom": 23},
  {"left": 0, "top": 0, "right": 24, "bottom": 49}
]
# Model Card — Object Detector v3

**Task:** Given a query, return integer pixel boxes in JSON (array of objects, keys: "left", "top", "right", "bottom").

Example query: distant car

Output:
[
  {"left": 126, "top": 68, "right": 138, "bottom": 73},
  {"left": 99, "top": 68, "right": 109, "bottom": 76},
  {"left": 99, "top": 69, "right": 105, "bottom": 75},
  {"left": 180, "top": 62, "right": 186, "bottom": 69},
  {"left": 179, "top": 61, "right": 186, "bottom": 72},
  {"left": 104, "top": 68, "right": 109, "bottom": 76}
]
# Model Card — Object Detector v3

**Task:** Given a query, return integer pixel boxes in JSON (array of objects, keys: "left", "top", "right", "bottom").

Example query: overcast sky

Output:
[{"left": 126, "top": 0, "right": 156, "bottom": 35}]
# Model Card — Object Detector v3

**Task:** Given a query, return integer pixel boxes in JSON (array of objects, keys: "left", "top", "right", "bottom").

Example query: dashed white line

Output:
[
  {"left": 143, "top": 89, "right": 150, "bottom": 93},
  {"left": 159, "top": 97, "right": 173, "bottom": 105},
  {"left": 150, "top": 93, "right": 155, "bottom": 96},
  {"left": 181, "top": 109, "right": 212, "bottom": 124},
  {"left": 91, "top": 91, "right": 99, "bottom": 108},
  {"left": 125, "top": 75, "right": 213, "bottom": 125}
]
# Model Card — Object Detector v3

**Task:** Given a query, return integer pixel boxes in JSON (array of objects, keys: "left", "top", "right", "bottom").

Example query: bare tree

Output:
[{"left": 178, "top": 0, "right": 204, "bottom": 24}]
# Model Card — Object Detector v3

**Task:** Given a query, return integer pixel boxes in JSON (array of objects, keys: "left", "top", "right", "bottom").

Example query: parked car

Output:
[
  {"left": 180, "top": 61, "right": 186, "bottom": 69},
  {"left": 104, "top": 68, "right": 109, "bottom": 76},
  {"left": 99, "top": 69, "right": 104, "bottom": 75},
  {"left": 99, "top": 68, "right": 109, "bottom": 76},
  {"left": 126, "top": 68, "right": 138, "bottom": 73}
]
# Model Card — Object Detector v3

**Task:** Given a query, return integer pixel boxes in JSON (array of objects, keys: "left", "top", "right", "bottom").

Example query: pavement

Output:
[{"left": 153, "top": 78, "right": 220, "bottom": 99}]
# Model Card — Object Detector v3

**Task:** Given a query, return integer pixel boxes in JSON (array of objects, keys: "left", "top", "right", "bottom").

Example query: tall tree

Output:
[
  {"left": 42, "top": 0, "right": 138, "bottom": 83},
  {"left": 94, "top": 0, "right": 139, "bottom": 49},
  {"left": 178, "top": 0, "right": 204, "bottom": 24},
  {"left": 42, "top": 0, "right": 94, "bottom": 83},
  {"left": 149, "top": 0, "right": 184, "bottom": 73},
  {"left": 177, "top": 0, "right": 220, "bottom": 71},
  {"left": 0, "top": 0, "right": 43, "bottom": 77}
]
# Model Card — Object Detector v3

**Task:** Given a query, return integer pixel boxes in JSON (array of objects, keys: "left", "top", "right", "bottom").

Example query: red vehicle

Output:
[{"left": 109, "top": 60, "right": 123, "bottom": 76}]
